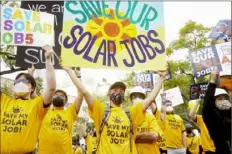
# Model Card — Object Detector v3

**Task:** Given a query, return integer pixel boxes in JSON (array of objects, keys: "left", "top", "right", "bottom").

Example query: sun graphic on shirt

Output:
[
  {"left": 86, "top": 9, "right": 137, "bottom": 53},
  {"left": 12, "top": 106, "right": 22, "bottom": 113},
  {"left": 112, "top": 116, "right": 123, "bottom": 124}
]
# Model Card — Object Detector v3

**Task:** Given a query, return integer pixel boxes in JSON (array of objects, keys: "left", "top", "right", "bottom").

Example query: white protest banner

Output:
[
  {"left": 1, "top": 7, "right": 54, "bottom": 47},
  {"left": 215, "top": 42, "right": 231, "bottom": 76},
  {"left": 189, "top": 45, "right": 222, "bottom": 78},
  {"left": 155, "top": 87, "right": 184, "bottom": 108}
]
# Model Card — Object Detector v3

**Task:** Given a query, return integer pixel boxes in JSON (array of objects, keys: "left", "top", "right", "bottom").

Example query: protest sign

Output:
[
  {"left": 189, "top": 45, "right": 222, "bottom": 78},
  {"left": 215, "top": 42, "right": 231, "bottom": 76},
  {"left": 190, "top": 82, "right": 208, "bottom": 100},
  {"left": 16, "top": 1, "right": 64, "bottom": 69},
  {"left": 135, "top": 73, "right": 153, "bottom": 92},
  {"left": 61, "top": 1, "right": 166, "bottom": 70},
  {"left": 156, "top": 87, "right": 184, "bottom": 107},
  {"left": 1, "top": 6, "right": 54, "bottom": 47},
  {"left": 220, "top": 75, "right": 232, "bottom": 92},
  {"left": 208, "top": 20, "right": 231, "bottom": 40}
]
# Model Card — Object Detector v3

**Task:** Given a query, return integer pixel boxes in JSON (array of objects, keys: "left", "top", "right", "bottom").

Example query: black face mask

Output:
[
  {"left": 53, "top": 96, "right": 65, "bottom": 107},
  {"left": 110, "top": 93, "right": 124, "bottom": 105},
  {"left": 186, "top": 129, "right": 192, "bottom": 134}
]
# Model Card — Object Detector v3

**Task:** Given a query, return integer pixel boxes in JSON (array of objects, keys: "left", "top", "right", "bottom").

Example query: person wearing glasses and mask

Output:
[{"left": 1, "top": 45, "right": 56, "bottom": 154}]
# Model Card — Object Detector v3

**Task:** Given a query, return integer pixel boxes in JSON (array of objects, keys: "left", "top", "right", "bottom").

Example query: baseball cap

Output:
[
  {"left": 214, "top": 88, "right": 229, "bottom": 97},
  {"left": 109, "top": 82, "right": 126, "bottom": 91}
]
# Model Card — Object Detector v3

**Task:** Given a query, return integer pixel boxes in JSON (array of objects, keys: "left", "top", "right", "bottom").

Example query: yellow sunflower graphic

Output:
[{"left": 86, "top": 9, "right": 137, "bottom": 53}]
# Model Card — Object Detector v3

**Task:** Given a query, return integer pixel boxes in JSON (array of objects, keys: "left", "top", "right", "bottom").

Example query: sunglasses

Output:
[{"left": 14, "top": 79, "right": 29, "bottom": 85}]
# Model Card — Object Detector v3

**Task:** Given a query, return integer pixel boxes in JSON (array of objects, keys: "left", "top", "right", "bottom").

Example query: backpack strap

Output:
[
  {"left": 95, "top": 106, "right": 111, "bottom": 152},
  {"left": 123, "top": 108, "right": 133, "bottom": 153},
  {"left": 99, "top": 106, "right": 111, "bottom": 133}
]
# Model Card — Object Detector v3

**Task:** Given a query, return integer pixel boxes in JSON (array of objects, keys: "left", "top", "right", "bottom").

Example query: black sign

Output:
[
  {"left": 16, "top": 1, "right": 64, "bottom": 69},
  {"left": 190, "top": 82, "right": 208, "bottom": 100}
]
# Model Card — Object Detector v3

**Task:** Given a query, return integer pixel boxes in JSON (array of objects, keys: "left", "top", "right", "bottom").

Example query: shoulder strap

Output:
[
  {"left": 123, "top": 108, "right": 133, "bottom": 153},
  {"left": 99, "top": 106, "right": 111, "bottom": 133},
  {"left": 95, "top": 106, "right": 111, "bottom": 153}
]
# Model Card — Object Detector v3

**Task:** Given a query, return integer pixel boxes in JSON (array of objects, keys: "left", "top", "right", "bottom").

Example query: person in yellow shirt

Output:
[
  {"left": 129, "top": 86, "right": 163, "bottom": 154},
  {"left": 186, "top": 124, "right": 200, "bottom": 154},
  {"left": 1, "top": 45, "right": 56, "bottom": 154},
  {"left": 38, "top": 68, "right": 83, "bottom": 154},
  {"left": 189, "top": 100, "right": 216, "bottom": 154},
  {"left": 160, "top": 93, "right": 187, "bottom": 154},
  {"left": 73, "top": 142, "right": 83, "bottom": 154},
  {"left": 150, "top": 102, "right": 167, "bottom": 154},
  {"left": 84, "top": 127, "right": 98, "bottom": 154},
  {"left": 68, "top": 71, "right": 167, "bottom": 154}
]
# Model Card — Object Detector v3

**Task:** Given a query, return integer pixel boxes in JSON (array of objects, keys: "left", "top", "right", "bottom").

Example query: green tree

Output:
[{"left": 165, "top": 20, "right": 213, "bottom": 118}]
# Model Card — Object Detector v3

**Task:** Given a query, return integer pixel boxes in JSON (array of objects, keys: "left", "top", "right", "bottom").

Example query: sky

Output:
[{"left": 1, "top": 2, "right": 231, "bottom": 98}]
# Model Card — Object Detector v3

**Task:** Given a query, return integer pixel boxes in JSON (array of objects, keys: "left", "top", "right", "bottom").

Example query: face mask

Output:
[
  {"left": 186, "top": 129, "right": 192, "bottom": 134},
  {"left": 53, "top": 96, "right": 65, "bottom": 107},
  {"left": 166, "top": 106, "right": 173, "bottom": 113},
  {"left": 216, "top": 100, "right": 231, "bottom": 110},
  {"left": 132, "top": 97, "right": 143, "bottom": 104},
  {"left": 14, "top": 82, "right": 30, "bottom": 96},
  {"left": 110, "top": 93, "right": 124, "bottom": 105}
]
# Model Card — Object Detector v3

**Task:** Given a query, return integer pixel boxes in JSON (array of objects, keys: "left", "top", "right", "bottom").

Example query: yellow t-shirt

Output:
[
  {"left": 1, "top": 93, "right": 46, "bottom": 154},
  {"left": 136, "top": 113, "right": 162, "bottom": 154},
  {"left": 74, "top": 147, "right": 83, "bottom": 154},
  {"left": 88, "top": 99, "right": 145, "bottom": 154},
  {"left": 196, "top": 115, "right": 215, "bottom": 152},
  {"left": 187, "top": 135, "right": 200, "bottom": 154},
  {"left": 86, "top": 135, "right": 97, "bottom": 154},
  {"left": 38, "top": 103, "right": 77, "bottom": 154},
  {"left": 154, "top": 109, "right": 167, "bottom": 150},
  {"left": 164, "top": 114, "right": 185, "bottom": 148}
]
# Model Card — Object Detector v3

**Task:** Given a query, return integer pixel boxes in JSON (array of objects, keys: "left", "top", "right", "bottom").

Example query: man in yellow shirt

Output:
[
  {"left": 186, "top": 124, "right": 200, "bottom": 154},
  {"left": 1, "top": 45, "right": 56, "bottom": 154},
  {"left": 189, "top": 100, "right": 216, "bottom": 154},
  {"left": 73, "top": 142, "right": 83, "bottom": 154},
  {"left": 38, "top": 68, "right": 83, "bottom": 154},
  {"left": 84, "top": 127, "right": 97, "bottom": 154},
  {"left": 69, "top": 71, "right": 167, "bottom": 154},
  {"left": 160, "top": 93, "right": 187, "bottom": 154},
  {"left": 130, "top": 86, "right": 164, "bottom": 154},
  {"left": 150, "top": 102, "right": 167, "bottom": 154}
]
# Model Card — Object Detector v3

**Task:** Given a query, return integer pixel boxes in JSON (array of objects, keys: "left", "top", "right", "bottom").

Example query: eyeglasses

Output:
[{"left": 14, "top": 79, "right": 29, "bottom": 85}]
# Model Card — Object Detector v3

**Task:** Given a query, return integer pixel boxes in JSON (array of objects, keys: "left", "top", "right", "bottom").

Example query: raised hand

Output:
[
  {"left": 157, "top": 70, "right": 168, "bottom": 78},
  {"left": 160, "top": 92, "right": 166, "bottom": 103},
  {"left": 210, "top": 67, "right": 220, "bottom": 83},
  {"left": 28, "top": 64, "right": 35, "bottom": 75},
  {"left": 42, "top": 45, "right": 54, "bottom": 60}
]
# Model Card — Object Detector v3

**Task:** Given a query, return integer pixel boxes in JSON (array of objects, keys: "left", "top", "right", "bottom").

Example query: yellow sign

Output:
[{"left": 61, "top": 1, "right": 166, "bottom": 70}]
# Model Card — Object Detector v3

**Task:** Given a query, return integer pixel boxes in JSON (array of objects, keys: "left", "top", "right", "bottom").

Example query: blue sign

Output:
[
  {"left": 208, "top": 20, "right": 231, "bottom": 40},
  {"left": 189, "top": 45, "right": 222, "bottom": 78}
]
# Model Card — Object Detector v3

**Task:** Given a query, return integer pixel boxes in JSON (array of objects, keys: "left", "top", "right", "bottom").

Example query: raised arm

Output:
[
  {"left": 142, "top": 71, "right": 167, "bottom": 112},
  {"left": 189, "top": 100, "right": 200, "bottom": 121},
  {"left": 160, "top": 93, "right": 166, "bottom": 122},
  {"left": 42, "top": 45, "right": 56, "bottom": 105},
  {"left": 203, "top": 70, "right": 218, "bottom": 111},
  {"left": 67, "top": 68, "right": 83, "bottom": 113},
  {"left": 64, "top": 68, "right": 94, "bottom": 111}
]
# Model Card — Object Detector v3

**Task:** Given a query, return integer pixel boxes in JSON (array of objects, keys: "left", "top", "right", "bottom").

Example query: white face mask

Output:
[
  {"left": 132, "top": 98, "right": 143, "bottom": 104},
  {"left": 166, "top": 106, "right": 173, "bottom": 113},
  {"left": 14, "top": 82, "right": 30, "bottom": 96},
  {"left": 216, "top": 100, "right": 231, "bottom": 110}
]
